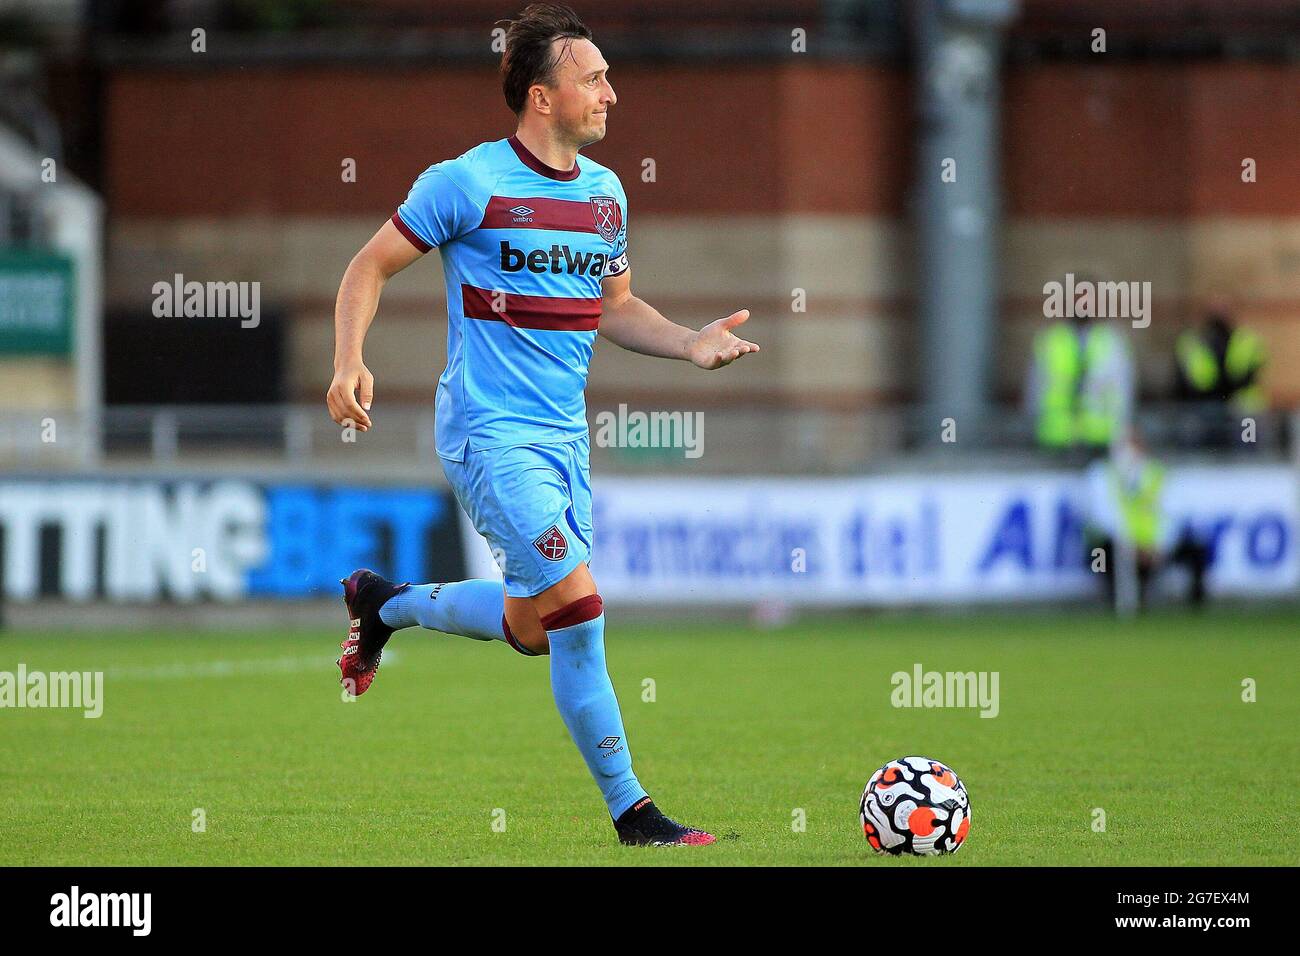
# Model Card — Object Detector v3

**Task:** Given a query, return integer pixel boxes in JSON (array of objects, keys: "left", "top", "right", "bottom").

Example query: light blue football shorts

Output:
[{"left": 441, "top": 435, "right": 593, "bottom": 598}]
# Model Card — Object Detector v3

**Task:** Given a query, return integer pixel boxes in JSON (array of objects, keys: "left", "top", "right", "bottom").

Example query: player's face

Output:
[{"left": 545, "top": 38, "right": 616, "bottom": 148}]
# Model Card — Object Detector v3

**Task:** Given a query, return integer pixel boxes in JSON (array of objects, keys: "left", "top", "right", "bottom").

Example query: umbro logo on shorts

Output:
[{"left": 533, "top": 525, "right": 569, "bottom": 561}]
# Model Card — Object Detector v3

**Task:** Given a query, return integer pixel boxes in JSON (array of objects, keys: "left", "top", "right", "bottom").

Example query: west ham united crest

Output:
[
  {"left": 589, "top": 196, "right": 622, "bottom": 243},
  {"left": 533, "top": 525, "right": 569, "bottom": 562}
]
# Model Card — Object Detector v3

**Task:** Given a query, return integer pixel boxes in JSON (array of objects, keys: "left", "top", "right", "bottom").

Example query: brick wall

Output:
[{"left": 101, "top": 60, "right": 1300, "bottom": 407}]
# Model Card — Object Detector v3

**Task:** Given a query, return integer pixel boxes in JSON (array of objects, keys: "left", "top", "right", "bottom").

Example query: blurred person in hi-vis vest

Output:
[
  {"left": 1026, "top": 299, "right": 1134, "bottom": 453},
  {"left": 1174, "top": 304, "right": 1267, "bottom": 446},
  {"left": 1085, "top": 429, "right": 1210, "bottom": 611}
]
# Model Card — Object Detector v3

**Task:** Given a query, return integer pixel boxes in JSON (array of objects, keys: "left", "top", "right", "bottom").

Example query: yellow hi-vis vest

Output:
[
  {"left": 1036, "top": 323, "right": 1121, "bottom": 448},
  {"left": 1176, "top": 328, "right": 1267, "bottom": 412},
  {"left": 1108, "top": 459, "right": 1165, "bottom": 551}
]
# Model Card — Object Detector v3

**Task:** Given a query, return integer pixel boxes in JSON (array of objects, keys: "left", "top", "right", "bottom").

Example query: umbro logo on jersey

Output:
[
  {"left": 501, "top": 240, "right": 609, "bottom": 277},
  {"left": 509, "top": 205, "right": 534, "bottom": 222}
]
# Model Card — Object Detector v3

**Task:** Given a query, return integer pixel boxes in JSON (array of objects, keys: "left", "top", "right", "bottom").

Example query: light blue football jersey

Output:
[{"left": 393, "top": 136, "right": 629, "bottom": 461}]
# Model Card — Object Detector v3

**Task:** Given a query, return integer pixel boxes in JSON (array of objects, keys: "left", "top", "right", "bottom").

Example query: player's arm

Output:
[
  {"left": 599, "top": 267, "right": 759, "bottom": 370},
  {"left": 326, "top": 220, "right": 425, "bottom": 431}
]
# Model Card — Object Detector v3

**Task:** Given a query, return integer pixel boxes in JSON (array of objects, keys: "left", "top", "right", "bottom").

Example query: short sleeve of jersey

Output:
[
  {"left": 606, "top": 173, "right": 630, "bottom": 277},
  {"left": 393, "top": 164, "right": 485, "bottom": 252}
]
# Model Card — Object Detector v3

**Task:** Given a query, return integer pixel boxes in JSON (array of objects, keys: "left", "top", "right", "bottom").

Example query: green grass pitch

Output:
[{"left": 2, "top": 608, "right": 1297, "bottom": 866}]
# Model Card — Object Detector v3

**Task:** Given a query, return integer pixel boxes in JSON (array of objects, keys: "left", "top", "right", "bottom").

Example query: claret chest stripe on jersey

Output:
[
  {"left": 481, "top": 196, "right": 603, "bottom": 234},
  {"left": 462, "top": 283, "right": 601, "bottom": 332}
]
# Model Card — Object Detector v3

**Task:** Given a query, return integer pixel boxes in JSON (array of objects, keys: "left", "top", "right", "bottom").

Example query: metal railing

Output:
[{"left": 1, "top": 402, "right": 1293, "bottom": 477}]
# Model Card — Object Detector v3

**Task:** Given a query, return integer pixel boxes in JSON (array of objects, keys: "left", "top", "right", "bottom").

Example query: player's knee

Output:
[
  {"left": 503, "top": 603, "right": 549, "bottom": 656},
  {"left": 540, "top": 593, "right": 604, "bottom": 632},
  {"left": 520, "top": 566, "right": 602, "bottom": 652},
  {"left": 535, "top": 562, "right": 598, "bottom": 614}
]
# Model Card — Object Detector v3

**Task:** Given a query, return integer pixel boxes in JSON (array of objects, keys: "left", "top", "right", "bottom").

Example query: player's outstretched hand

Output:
[
  {"left": 326, "top": 360, "right": 374, "bottom": 432},
  {"left": 688, "top": 310, "right": 760, "bottom": 370}
]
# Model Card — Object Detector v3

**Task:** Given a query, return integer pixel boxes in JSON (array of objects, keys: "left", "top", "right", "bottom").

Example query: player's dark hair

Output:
[{"left": 500, "top": 3, "right": 593, "bottom": 115}]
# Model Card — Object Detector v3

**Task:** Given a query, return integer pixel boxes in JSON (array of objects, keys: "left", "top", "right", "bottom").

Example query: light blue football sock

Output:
[
  {"left": 379, "top": 580, "right": 504, "bottom": 642},
  {"left": 546, "top": 607, "right": 648, "bottom": 819}
]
